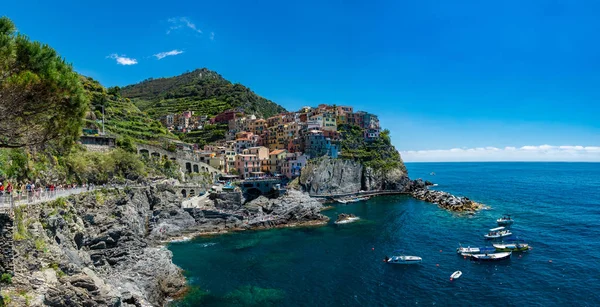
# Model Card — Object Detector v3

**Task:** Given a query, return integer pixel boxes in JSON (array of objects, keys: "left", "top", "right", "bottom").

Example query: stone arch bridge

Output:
[{"left": 136, "top": 144, "right": 223, "bottom": 178}]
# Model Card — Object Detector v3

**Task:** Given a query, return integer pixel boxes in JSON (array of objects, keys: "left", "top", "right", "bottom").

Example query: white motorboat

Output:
[
  {"left": 484, "top": 227, "right": 512, "bottom": 240},
  {"left": 497, "top": 214, "right": 514, "bottom": 226},
  {"left": 470, "top": 251, "right": 511, "bottom": 262},
  {"left": 384, "top": 252, "right": 422, "bottom": 264},
  {"left": 450, "top": 271, "right": 462, "bottom": 280},
  {"left": 457, "top": 245, "right": 495, "bottom": 254}
]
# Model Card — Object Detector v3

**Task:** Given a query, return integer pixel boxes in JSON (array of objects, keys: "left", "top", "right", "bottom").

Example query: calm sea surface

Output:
[{"left": 169, "top": 162, "right": 600, "bottom": 306}]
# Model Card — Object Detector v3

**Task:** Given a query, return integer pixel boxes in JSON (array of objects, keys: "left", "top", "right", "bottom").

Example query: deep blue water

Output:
[{"left": 169, "top": 162, "right": 600, "bottom": 306}]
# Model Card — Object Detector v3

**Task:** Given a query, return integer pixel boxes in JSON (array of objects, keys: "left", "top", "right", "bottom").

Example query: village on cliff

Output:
[{"left": 153, "top": 104, "right": 381, "bottom": 179}]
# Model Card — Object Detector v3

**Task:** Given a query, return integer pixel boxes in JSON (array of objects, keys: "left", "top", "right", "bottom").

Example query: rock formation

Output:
[
  {"left": 299, "top": 158, "right": 484, "bottom": 213},
  {"left": 299, "top": 157, "right": 411, "bottom": 195},
  {"left": 2, "top": 186, "right": 328, "bottom": 306}
]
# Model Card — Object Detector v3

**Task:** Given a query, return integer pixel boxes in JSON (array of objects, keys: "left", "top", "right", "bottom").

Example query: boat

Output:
[
  {"left": 493, "top": 242, "right": 530, "bottom": 252},
  {"left": 384, "top": 251, "right": 422, "bottom": 264},
  {"left": 484, "top": 227, "right": 512, "bottom": 240},
  {"left": 450, "top": 271, "right": 462, "bottom": 280},
  {"left": 470, "top": 252, "right": 512, "bottom": 262},
  {"left": 497, "top": 214, "right": 514, "bottom": 226},
  {"left": 456, "top": 245, "right": 495, "bottom": 255},
  {"left": 336, "top": 196, "right": 370, "bottom": 204},
  {"left": 334, "top": 213, "right": 360, "bottom": 224}
]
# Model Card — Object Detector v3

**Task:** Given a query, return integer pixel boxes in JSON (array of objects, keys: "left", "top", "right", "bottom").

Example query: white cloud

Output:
[
  {"left": 400, "top": 145, "right": 600, "bottom": 162},
  {"left": 210, "top": 32, "right": 215, "bottom": 40},
  {"left": 153, "top": 49, "right": 184, "bottom": 60},
  {"left": 167, "top": 17, "right": 202, "bottom": 34},
  {"left": 107, "top": 54, "right": 137, "bottom": 65}
]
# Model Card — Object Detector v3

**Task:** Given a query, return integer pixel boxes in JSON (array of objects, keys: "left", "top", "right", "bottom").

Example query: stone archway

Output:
[
  {"left": 185, "top": 163, "right": 192, "bottom": 173},
  {"left": 190, "top": 189, "right": 195, "bottom": 197},
  {"left": 181, "top": 189, "right": 187, "bottom": 198},
  {"left": 151, "top": 152, "right": 161, "bottom": 159},
  {"left": 139, "top": 149, "right": 150, "bottom": 158},
  {"left": 193, "top": 164, "right": 199, "bottom": 173}
]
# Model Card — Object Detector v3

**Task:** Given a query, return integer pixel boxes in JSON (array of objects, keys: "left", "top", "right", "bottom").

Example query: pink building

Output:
[{"left": 235, "top": 154, "right": 261, "bottom": 178}]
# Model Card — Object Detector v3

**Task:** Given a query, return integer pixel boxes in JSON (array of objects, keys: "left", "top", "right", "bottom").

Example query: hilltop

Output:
[{"left": 121, "top": 68, "right": 286, "bottom": 119}]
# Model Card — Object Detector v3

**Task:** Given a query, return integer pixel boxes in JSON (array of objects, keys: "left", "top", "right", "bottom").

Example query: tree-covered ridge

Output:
[
  {"left": 121, "top": 68, "right": 286, "bottom": 118},
  {"left": 338, "top": 124, "right": 407, "bottom": 173},
  {"left": 81, "top": 77, "right": 178, "bottom": 144}
]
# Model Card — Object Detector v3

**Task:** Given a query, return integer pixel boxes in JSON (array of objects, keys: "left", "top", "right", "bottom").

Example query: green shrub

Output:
[{"left": 0, "top": 273, "right": 12, "bottom": 284}]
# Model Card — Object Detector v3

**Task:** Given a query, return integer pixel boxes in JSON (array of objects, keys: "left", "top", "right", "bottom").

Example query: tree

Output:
[{"left": 0, "top": 16, "right": 88, "bottom": 149}]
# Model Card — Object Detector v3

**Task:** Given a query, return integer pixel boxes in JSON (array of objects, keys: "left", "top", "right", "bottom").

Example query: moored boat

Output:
[
  {"left": 384, "top": 251, "right": 422, "bottom": 264},
  {"left": 457, "top": 245, "right": 495, "bottom": 254},
  {"left": 484, "top": 227, "right": 512, "bottom": 240},
  {"left": 470, "top": 252, "right": 511, "bottom": 262},
  {"left": 493, "top": 242, "right": 530, "bottom": 252},
  {"left": 497, "top": 214, "right": 514, "bottom": 225},
  {"left": 450, "top": 271, "right": 462, "bottom": 280}
]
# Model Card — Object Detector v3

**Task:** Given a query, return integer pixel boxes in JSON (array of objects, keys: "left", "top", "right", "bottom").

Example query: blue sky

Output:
[{"left": 5, "top": 0, "right": 600, "bottom": 161}]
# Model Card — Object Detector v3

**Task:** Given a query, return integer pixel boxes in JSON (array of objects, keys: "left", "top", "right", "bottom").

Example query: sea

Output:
[{"left": 168, "top": 162, "right": 600, "bottom": 306}]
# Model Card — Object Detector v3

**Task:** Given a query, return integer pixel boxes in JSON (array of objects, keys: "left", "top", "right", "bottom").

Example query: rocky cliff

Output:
[
  {"left": 3, "top": 187, "right": 187, "bottom": 306},
  {"left": 298, "top": 158, "right": 484, "bottom": 213},
  {"left": 299, "top": 157, "right": 411, "bottom": 195},
  {"left": 0, "top": 186, "right": 328, "bottom": 306}
]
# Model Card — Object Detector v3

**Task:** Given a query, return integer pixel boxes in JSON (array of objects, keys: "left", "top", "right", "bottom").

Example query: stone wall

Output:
[{"left": 0, "top": 213, "right": 13, "bottom": 275}]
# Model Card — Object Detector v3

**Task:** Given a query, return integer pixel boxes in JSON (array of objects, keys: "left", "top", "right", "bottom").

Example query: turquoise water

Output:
[{"left": 169, "top": 162, "right": 600, "bottom": 306}]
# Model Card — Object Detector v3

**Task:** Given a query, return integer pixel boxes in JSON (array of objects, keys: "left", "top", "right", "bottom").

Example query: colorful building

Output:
[
  {"left": 282, "top": 152, "right": 308, "bottom": 179},
  {"left": 235, "top": 154, "right": 262, "bottom": 178},
  {"left": 265, "top": 149, "right": 287, "bottom": 175},
  {"left": 304, "top": 130, "right": 339, "bottom": 159},
  {"left": 211, "top": 110, "right": 237, "bottom": 124}
]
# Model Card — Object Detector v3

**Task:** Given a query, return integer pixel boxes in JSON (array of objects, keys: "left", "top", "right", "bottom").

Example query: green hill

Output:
[
  {"left": 81, "top": 76, "right": 178, "bottom": 144},
  {"left": 121, "top": 68, "right": 286, "bottom": 119}
]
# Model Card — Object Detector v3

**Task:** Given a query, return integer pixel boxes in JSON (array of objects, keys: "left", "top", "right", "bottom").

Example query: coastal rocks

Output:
[
  {"left": 410, "top": 188, "right": 484, "bottom": 212},
  {"left": 7, "top": 186, "right": 186, "bottom": 307},
  {"left": 299, "top": 157, "right": 411, "bottom": 195},
  {"left": 299, "top": 158, "right": 364, "bottom": 195},
  {"left": 335, "top": 213, "right": 359, "bottom": 224},
  {"left": 243, "top": 190, "right": 329, "bottom": 228}
]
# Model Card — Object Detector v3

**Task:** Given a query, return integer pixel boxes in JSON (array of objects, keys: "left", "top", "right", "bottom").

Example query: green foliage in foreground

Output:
[
  {"left": 0, "top": 16, "right": 88, "bottom": 150},
  {"left": 0, "top": 273, "right": 12, "bottom": 284},
  {"left": 338, "top": 124, "right": 407, "bottom": 173},
  {"left": 0, "top": 146, "right": 180, "bottom": 185}
]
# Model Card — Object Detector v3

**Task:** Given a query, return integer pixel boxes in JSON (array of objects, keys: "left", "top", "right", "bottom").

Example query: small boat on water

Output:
[
  {"left": 497, "top": 214, "right": 514, "bottom": 226},
  {"left": 450, "top": 271, "right": 462, "bottom": 280},
  {"left": 457, "top": 245, "right": 495, "bottom": 255},
  {"left": 384, "top": 251, "right": 422, "bottom": 265},
  {"left": 336, "top": 196, "right": 370, "bottom": 204},
  {"left": 470, "top": 251, "right": 511, "bottom": 262},
  {"left": 334, "top": 213, "right": 360, "bottom": 224},
  {"left": 493, "top": 242, "right": 530, "bottom": 252},
  {"left": 484, "top": 227, "right": 513, "bottom": 240}
]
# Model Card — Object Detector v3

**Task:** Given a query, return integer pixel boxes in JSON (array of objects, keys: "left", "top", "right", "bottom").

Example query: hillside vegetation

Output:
[
  {"left": 338, "top": 124, "right": 407, "bottom": 173},
  {"left": 82, "top": 77, "right": 178, "bottom": 144},
  {"left": 121, "top": 68, "right": 286, "bottom": 118}
]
